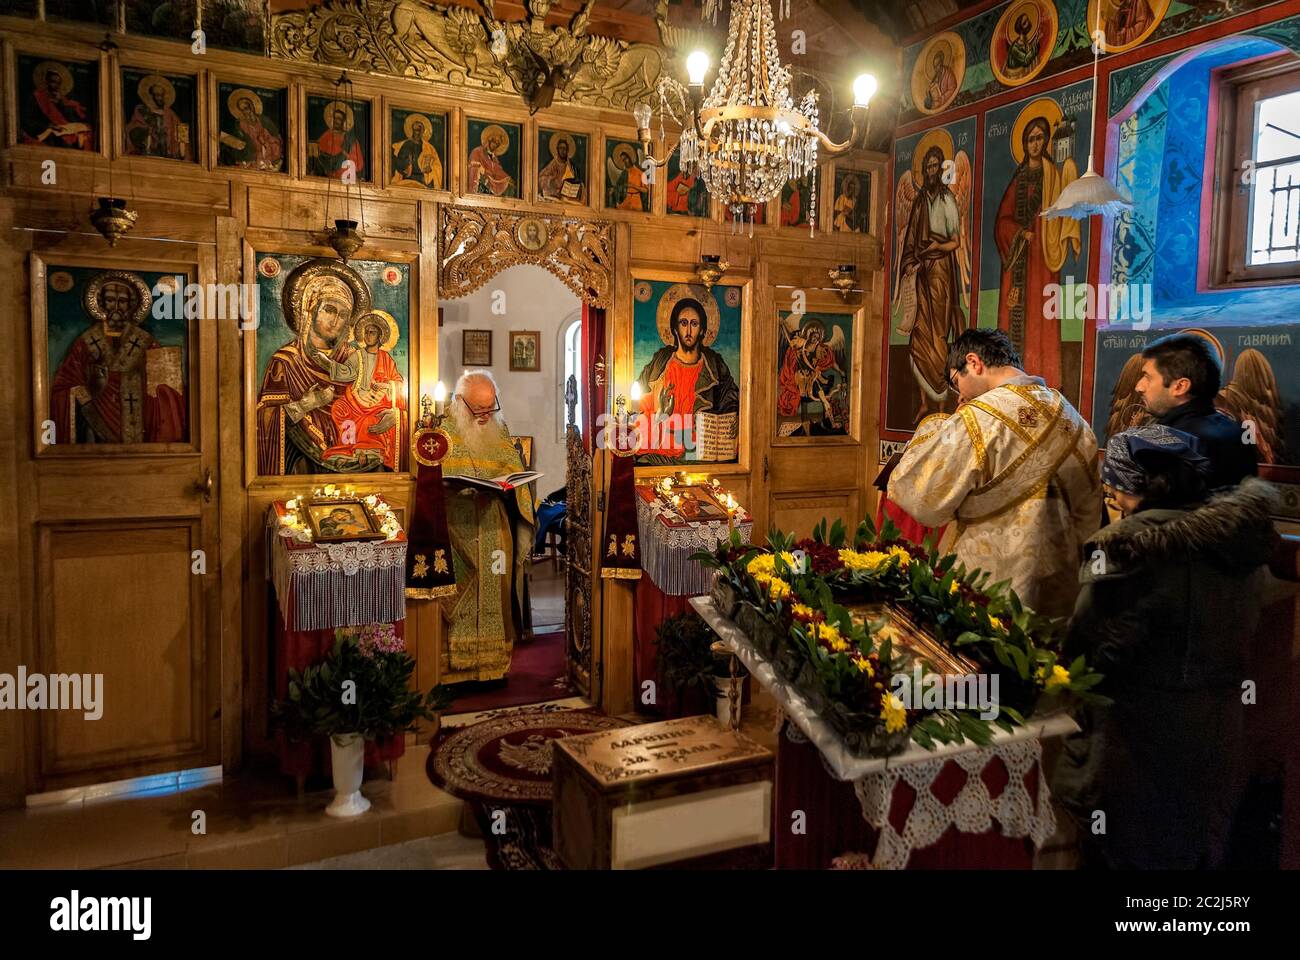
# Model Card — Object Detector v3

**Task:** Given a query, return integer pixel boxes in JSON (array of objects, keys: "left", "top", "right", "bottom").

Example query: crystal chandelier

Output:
[{"left": 635, "top": 0, "right": 877, "bottom": 225}]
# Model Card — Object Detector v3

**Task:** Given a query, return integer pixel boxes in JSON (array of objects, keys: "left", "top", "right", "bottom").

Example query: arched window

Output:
[{"left": 560, "top": 315, "right": 583, "bottom": 439}]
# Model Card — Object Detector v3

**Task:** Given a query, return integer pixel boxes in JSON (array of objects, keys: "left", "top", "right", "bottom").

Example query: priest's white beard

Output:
[{"left": 451, "top": 402, "right": 508, "bottom": 462}]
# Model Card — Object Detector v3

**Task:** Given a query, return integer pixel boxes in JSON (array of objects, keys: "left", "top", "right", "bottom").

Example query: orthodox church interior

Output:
[{"left": 0, "top": 0, "right": 1298, "bottom": 895}]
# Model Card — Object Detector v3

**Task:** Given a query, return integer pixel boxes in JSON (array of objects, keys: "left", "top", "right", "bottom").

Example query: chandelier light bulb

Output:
[
  {"left": 633, "top": 102, "right": 652, "bottom": 130},
  {"left": 777, "top": 119, "right": 792, "bottom": 136},
  {"left": 853, "top": 73, "right": 878, "bottom": 107},
  {"left": 686, "top": 50, "right": 710, "bottom": 86}
]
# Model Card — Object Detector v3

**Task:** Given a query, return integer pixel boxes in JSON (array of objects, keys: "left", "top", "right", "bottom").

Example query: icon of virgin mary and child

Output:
[{"left": 256, "top": 258, "right": 406, "bottom": 474}]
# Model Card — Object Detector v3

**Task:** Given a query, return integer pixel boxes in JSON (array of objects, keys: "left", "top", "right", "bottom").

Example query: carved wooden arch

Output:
[{"left": 439, "top": 205, "right": 613, "bottom": 309}]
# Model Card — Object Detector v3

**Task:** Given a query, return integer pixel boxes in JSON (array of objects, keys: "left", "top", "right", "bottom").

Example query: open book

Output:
[{"left": 445, "top": 470, "right": 544, "bottom": 493}]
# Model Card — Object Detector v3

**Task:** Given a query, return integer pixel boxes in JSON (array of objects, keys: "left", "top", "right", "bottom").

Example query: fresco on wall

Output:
[
  {"left": 898, "top": 0, "right": 1288, "bottom": 123},
  {"left": 1107, "top": 33, "right": 1300, "bottom": 325},
  {"left": 886, "top": 117, "right": 976, "bottom": 434},
  {"left": 990, "top": 0, "right": 1058, "bottom": 87},
  {"left": 911, "top": 31, "right": 966, "bottom": 115},
  {"left": 978, "top": 80, "right": 1091, "bottom": 407}
]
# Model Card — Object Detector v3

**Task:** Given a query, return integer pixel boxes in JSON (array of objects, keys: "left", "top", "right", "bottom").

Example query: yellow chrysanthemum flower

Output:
[
  {"left": 814, "top": 620, "right": 838, "bottom": 641},
  {"left": 1044, "top": 664, "right": 1070, "bottom": 690},
  {"left": 767, "top": 577, "right": 792, "bottom": 601},
  {"left": 839, "top": 549, "right": 891, "bottom": 571},
  {"left": 791, "top": 603, "right": 816, "bottom": 620},
  {"left": 882, "top": 693, "right": 907, "bottom": 733},
  {"left": 948, "top": 580, "right": 960, "bottom": 595},
  {"left": 887, "top": 546, "right": 912, "bottom": 567},
  {"left": 852, "top": 656, "right": 875, "bottom": 676},
  {"left": 988, "top": 616, "right": 1008, "bottom": 633}
]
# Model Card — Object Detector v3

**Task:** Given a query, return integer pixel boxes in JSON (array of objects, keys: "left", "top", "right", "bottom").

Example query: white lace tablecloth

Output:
[
  {"left": 636, "top": 491, "right": 753, "bottom": 596},
  {"left": 267, "top": 503, "right": 407, "bottom": 632},
  {"left": 692, "top": 595, "right": 1073, "bottom": 868}
]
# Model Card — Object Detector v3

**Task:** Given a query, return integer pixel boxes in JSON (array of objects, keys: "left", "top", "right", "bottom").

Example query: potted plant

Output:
[
  {"left": 653, "top": 612, "right": 747, "bottom": 721},
  {"left": 273, "top": 625, "right": 452, "bottom": 817}
]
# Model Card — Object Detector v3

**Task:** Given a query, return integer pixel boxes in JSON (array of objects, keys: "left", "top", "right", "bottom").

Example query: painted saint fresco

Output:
[
  {"left": 17, "top": 56, "right": 97, "bottom": 151},
  {"left": 217, "top": 83, "right": 285, "bottom": 172},
  {"left": 537, "top": 129, "right": 588, "bottom": 203},
  {"left": 979, "top": 82, "right": 1091, "bottom": 406},
  {"left": 911, "top": 31, "right": 966, "bottom": 115},
  {"left": 888, "top": 119, "right": 975, "bottom": 433},
  {"left": 307, "top": 96, "right": 370, "bottom": 181},
  {"left": 666, "top": 147, "right": 709, "bottom": 217},
  {"left": 254, "top": 254, "right": 410, "bottom": 475},
  {"left": 776, "top": 311, "right": 852, "bottom": 439},
  {"left": 833, "top": 168, "right": 871, "bottom": 234},
  {"left": 779, "top": 172, "right": 815, "bottom": 229},
  {"left": 631, "top": 280, "right": 743, "bottom": 466},
  {"left": 466, "top": 118, "right": 520, "bottom": 197},
  {"left": 390, "top": 108, "right": 446, "bottom": 189},
  {"left": 604, "top": 139, "right": 650, "bottom": 212},
  {"left": 895, "top": 0, "right": 1266, "bottom": 123},
  {"left": 122, "top": 70, "right": 196, "bottom": 161},
  {"left": 1088, "top": 0, "right": 1171, "bottom": 53},
  {"left": 45, "top": 267, "right": 188, "bottom": 445},
  {"left": 991, "top": 0, "right": 1058, "bottom": 88}
]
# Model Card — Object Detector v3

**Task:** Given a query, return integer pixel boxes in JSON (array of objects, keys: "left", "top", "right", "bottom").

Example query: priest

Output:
[
  {"left": 887, "top": 329, "right": 1101, "bottom": 618},
  {"left": 441, "top": 370, "right": 536, "bottom": 681}
]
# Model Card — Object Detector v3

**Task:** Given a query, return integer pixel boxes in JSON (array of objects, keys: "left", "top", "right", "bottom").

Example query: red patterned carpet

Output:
[
  {"left": 427, "top": 708, "right": 631, "bottom": 806},
  {"left": 444, "top": 631, "right": 572, "bottom": 715},
  {"left": 428, "top": 707, "right": 634, "bottom": 870}
]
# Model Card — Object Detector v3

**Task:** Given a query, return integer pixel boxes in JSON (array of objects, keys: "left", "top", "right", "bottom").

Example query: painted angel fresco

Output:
[{"left": 893, "top": 137, "right": 972, "bottom": 423}]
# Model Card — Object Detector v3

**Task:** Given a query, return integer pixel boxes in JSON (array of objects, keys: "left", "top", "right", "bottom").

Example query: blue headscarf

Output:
[{"left": 1100, "top": 424, "right": 1211, "bottom": 495}]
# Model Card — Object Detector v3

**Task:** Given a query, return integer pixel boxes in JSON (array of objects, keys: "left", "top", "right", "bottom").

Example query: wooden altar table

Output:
[{"left": 691, "top": 595, "right": 1077, "bottom": 869}]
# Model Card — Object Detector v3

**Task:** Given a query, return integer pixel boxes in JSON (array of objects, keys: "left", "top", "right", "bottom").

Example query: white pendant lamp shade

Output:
[{"left": 1042, "top": 161, "right": 1132, "bottom": 220}]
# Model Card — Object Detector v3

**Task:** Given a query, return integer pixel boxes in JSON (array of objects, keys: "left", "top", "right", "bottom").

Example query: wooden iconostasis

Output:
[{"left": 0, "top": 13, "right": 890, "bottom": 804}]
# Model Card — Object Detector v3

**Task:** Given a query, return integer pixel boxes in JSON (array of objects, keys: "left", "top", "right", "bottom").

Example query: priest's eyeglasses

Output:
[{"left": 460, "top": 396, "right": 501, "bottom": 417}]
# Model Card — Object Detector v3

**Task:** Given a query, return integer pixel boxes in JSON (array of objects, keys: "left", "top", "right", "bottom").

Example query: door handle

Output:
[
  {"left": 762, "top": 454, "right": 769, "bottom": 483},
  {"left": 194, "top": 467, "right": 213, "bottom": 503}
]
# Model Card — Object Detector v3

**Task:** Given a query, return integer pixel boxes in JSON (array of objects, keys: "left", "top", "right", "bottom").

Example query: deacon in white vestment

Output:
[{"left": 888, "top": 329, "right": 1101, "bottom": 618}]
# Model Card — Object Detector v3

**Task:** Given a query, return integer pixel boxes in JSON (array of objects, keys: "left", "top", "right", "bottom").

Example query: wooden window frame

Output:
[{"left": 1210, "top": 55, "right": 1300, "bottom": 288}]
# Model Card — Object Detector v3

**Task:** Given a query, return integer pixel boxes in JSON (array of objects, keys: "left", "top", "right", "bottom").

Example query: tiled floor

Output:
[
  {"left": 529, "top": 560, "right": 564, "bottom": 633},
  {"left": 0, "top": 741, "right": 464, "bottom": 870},
  {"left": 289, "top": 832, "right": 489, "bottom": 870}
]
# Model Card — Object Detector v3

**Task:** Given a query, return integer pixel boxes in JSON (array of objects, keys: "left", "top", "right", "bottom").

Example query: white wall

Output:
[{"left": 439, "top": 265, "right": 580, "bottom": 494}]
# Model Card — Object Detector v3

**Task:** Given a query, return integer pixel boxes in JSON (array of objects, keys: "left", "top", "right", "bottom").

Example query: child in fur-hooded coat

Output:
[{"left": 1051, "top": 425, "right": 1280, "bottom": 869}]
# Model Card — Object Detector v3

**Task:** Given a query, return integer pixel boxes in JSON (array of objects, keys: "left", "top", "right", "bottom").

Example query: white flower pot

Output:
[
  {"left": 326, "top": 733, "right": 371, "bottom": 818},
  {"left": 713, "top": 676, "right": 743, "bottom": 728}
]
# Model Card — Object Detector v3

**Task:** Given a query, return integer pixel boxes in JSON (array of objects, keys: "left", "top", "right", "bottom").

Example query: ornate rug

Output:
[{"left": 427, "top": 708, "right": 631, "bottom": 806}]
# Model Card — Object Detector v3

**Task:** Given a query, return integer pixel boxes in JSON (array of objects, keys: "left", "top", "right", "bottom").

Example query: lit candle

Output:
[{"left": 433, "top": 380, "right": 447, "bottom": 416}]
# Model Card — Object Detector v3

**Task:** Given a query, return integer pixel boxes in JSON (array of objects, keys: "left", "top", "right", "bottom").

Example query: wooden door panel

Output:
[
  {"left": 769, "top": 491, "right": 860, "bottom": 542},
  {"left": 37, "top": 521, "right": 212, "bottom": 783}
]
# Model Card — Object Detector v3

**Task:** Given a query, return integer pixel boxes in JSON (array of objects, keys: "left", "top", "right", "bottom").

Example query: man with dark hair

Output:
[
  {"left": 887, "top": 328, "right": 1101, "bottom": 617},
  {"left": 1137, "top": 334, "right": 1257, "bottom": 489}
]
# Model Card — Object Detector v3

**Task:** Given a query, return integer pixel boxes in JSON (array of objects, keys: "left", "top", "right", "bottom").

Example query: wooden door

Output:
[
  {"left": 759, "top": 284, "right": 877, "bottom": 540},
  {"left": 563, "top": 394, "right": 596, "bottom": 697},
  {"left": 24, "top": 244, "right": 222, "bottom": 794}
]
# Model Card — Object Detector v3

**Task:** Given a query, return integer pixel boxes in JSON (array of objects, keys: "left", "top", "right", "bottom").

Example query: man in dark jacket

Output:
[
  {"left": 1136, "top": 333, "right": 1258, "bottom": 489},
  {"left": 1052, "top": 425, "right": 1279, "bottom": 869}
]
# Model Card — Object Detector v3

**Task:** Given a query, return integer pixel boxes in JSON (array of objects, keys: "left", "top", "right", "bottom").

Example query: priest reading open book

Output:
[{"left": 440, "top": 370, "right": 536, "bottom": 681}]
